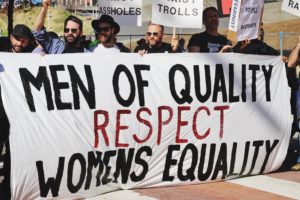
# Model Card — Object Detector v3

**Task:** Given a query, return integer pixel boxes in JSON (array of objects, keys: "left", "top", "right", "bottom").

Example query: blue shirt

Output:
[{"left": 32, "top": 28, "right": 65, "bottom": 54}]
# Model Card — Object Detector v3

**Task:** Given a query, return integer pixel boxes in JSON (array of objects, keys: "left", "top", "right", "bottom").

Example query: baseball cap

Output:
[{"left": 11, "top": 24, "right": 34, "bottom": 40}]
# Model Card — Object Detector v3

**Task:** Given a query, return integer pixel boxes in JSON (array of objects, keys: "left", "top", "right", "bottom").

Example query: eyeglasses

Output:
[
  {"left": 96, "top": 27, "right": 111, "bottom": 33},
  {"left": 146, "top": 32, "right": 159, "bottom": 37},
  {"left": 64, "top": 28, "right": 78, "bottom": 33}
]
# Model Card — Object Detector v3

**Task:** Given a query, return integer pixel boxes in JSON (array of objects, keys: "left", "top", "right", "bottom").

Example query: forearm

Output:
[
  {"left": 288, "top": 44, "right": 300, "bottom": 68},
  {"left": 33, "top": 2, "right": 49, "bottom": 31}
]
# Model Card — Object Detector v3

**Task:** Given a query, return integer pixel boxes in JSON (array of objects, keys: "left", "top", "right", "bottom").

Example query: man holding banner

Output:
[
  {"left": 88, "top": 14, "right": 128, "bottom": 53},
  {"left": 33, "top": 0, "right": 86, "bottom": 54},
  {"left": 134, "top": 23, "right": 180, "bottom": 54},
  {"left": 288, "top": 36, "right": 300, "bottom": 171},
  {"left": 188, "top": 7, "right": 231, "bottom": 53}
]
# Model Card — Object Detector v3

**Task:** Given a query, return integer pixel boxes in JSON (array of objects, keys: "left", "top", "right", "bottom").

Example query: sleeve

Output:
[
  {"left": 32, "top": 28, "right": 65, "bottom": 54},
  {"left": 187, "top": 34, "right": 199, "bottom": 48}
]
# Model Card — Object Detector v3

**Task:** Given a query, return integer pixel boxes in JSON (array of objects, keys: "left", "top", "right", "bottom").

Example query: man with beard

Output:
[
  {"left": 0, "top": 24, "right": 37, "bottom": 53},
  {"left": 88, "top": 15, "right": 128, "bottom": 53},
  {"left": 134, "top": 22, "right": 180, "bottom": 54},
  {"left": 33, "top": 0, "right": 85, "bottom": 54},
  {"left": 188, "top": 7, "right": 231, "bottom": 53},
  {"left": 0, "top": 23, "right": 37, "bottom": 199}
]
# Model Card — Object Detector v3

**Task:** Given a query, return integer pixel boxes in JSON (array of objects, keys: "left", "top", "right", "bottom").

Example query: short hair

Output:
[
  {"left": 148, "top": 22, "right": 164, "bottom": 33},
  {"left": 64, "top": 15, "right": 83, "bottom": 31},
  {"left": 202, "top": 7, "right": 218, "bottom": 21}
]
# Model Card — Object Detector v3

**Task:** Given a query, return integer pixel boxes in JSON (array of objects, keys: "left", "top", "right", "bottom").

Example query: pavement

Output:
[{"left": 85, "top": 133, "right": 300, "bottom": 200}]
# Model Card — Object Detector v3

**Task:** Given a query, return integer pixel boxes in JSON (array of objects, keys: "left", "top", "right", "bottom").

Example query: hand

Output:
[
  {"left": 241, "top": 38, "right": 251, "bottom": 49},
  {"left": 282, "top": 56, "right": 288, "bottom": 63},
  {"left": 219, "top": 45, "right": 233, "bottom": 53},
  {"left": 138, "top": 49, "right": 147, "bottom": 56},
  {"left": 43, "top": 0, "right": 51, "bottom": 7},
  {"left": 171, "top": 36, "right": 179, "bottom": 52}
]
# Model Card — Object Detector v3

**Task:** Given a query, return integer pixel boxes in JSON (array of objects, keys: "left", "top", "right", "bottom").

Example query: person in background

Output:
[
  {"left": 287, "top": 36, "right": 300, "bottom": 171},
  {"left": 233, "top": 24, "right": 279, "bottom": 56},
  {"left": 188, "top": 6, "right": 231, "bottom": 53},
  {"left": 134, "top": 38, "right": 146, "bottom": 52},
  {"left": 114, "top": 37, "right": 130, "bottom": 52},
  {"left": 134, "top": 22, "right": 180, "bottom": 54},
  {"left": 33, "top": 0, "right": 86, "bottom": 53},
  {"left": 0, "top": 24, "right": 37, "bottom": 53},
  {"left": 88, "top": 14, "right": 127, "bottom": 53},
  {"left": 178, "top": 38, "right": 187, "bottom": 52}
]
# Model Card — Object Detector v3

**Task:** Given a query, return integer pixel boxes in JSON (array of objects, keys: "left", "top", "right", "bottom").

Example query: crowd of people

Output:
[
  {"left": 0, "top": 3, "right": 282, "bottom": 55},
  {"left": 0, "top": 1, "right": 300, "bottom": 199}
]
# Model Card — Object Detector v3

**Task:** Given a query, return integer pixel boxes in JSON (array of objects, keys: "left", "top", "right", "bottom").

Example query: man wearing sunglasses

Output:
[
  {"left": 33, "top": 0, "right": 86, "bottom": 54},
  {"left": 88, "top": 15, "right": 129, "bottom": 53},
  {"left": 134, "top": 22, "right": 180, "bottom": 54}
]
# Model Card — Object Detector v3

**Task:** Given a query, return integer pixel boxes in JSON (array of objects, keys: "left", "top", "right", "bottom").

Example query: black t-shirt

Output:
[
  {"left": 63, "top": 46, "right": 85, "bottom": 53},
  {"left": 188, "top": 31, "right": 231, "bottom": 53},
  {"left": 134, "top": 42, "right": 176, "bottom": 53}
]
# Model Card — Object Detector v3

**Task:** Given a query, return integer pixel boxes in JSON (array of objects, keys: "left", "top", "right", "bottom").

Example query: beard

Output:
[
  {"left": 64, "top": 35, "right": 81, "bottom": 46},
  {"left": 99, "top": 33, "right": 113, "bottom": 44},
  {"left": 11, "top": 43, "right": 36, "bottom": 53},
  {"left": 148, "top": 39, "right": 161, "bottom": 48},
  {"left": 12, "top": 45, "right": 23, "bottom": 53}
]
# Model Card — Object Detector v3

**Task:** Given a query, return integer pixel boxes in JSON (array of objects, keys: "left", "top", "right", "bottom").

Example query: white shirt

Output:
[{"left": 91, "top": 44, "right": 120, "bottom": 54}]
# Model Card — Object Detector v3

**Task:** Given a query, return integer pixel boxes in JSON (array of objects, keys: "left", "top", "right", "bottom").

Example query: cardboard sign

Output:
[
  {"left": 0, "top": 53, "right": 291, "bottom": 199},
  {"left": 282, "top": 0, "right": 300, "bottom": 17},
  {"left": 98, "top": 0, "right": 142, "bottom": 26},
  {"left": 152, "top": 0, "right": 203, "bottom": 28},
  {"left": 228, "top": 0, "right": 264, "bottom": 42}
]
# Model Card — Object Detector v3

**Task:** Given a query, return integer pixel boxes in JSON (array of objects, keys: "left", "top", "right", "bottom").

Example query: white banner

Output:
[
  {"left": 281, "top": 0, "right": 300, "bottom": 17},
  {"left": 97, "top": 0, "right": 142, "bottom": 26},
  {"left": 151, "top": 0, "right": 203, "bottom": 28},
  {"left": 237, "top": 0, "right": 264, "bottom": 41},
  {"left": 0, "top": 53, "right": 292, "bottom": 199}
]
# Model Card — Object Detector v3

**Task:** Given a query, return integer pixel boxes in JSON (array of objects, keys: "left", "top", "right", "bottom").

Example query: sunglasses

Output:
[
  {"left": 146, "top": 32, "right": 159, "bottom": 37},
  {"left": 96, "top": 26, "right": 111, "bottom": 33},
  {"left": 64, "top": 28, "right": 78, "bottom": 33}
]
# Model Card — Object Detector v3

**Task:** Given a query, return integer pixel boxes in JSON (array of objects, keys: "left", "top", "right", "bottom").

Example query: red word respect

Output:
[{"left": 93, "top": 105, "right": 230, "bottom": 148}]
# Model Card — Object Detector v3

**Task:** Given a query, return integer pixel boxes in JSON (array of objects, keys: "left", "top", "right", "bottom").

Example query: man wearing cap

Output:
[
  {"left": 33, "top": 0, "right": 86, "bottom": 54},
  {"left": 0, "top": 23, "right": 36, "bottom": 200},
  {"left": 0, "top": 24, "right": 37, "bottom": 53},
  {"left": 89, "top": 14, "right": 128, "bottom": 53}
]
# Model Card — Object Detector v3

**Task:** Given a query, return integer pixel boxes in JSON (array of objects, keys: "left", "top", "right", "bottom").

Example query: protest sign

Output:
[
  {"left": 0, "top": 53, "right": 291, "bottom": 199},
  {"left": 228, "top": 0, "right": 264, "bottom": 42},
  {"left": 227, "top": 0, "right": 242, "bottom": 41},
  {"left": 282, "top": 0, "right": 300, "bottom": 17},
  {"left": 98, "top": 0, "right": 142, "bottom": 26},
  {"left": 152, "top": 0, "right": 203, "bottom": 28}
]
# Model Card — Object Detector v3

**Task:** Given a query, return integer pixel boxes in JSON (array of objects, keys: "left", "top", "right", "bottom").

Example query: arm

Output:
[
  {"left": 187, "top": 34, "right": 201, "bottom": 52},
  {"left": 170, "top": 35, "right": 179, "bottom": 52},
  {"left": 188, "top": 45, "right": 200, "bottom": 52},
  {"left": 33, "top": 0, "right": 51, "bottom": 31},
  {"left": 288, "top": 36, "right": 300, "bottom": 68}
]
